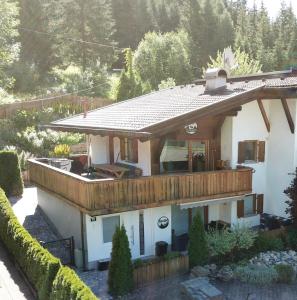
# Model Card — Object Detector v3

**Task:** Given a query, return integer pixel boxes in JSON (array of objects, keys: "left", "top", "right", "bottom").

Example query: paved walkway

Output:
[
  {"left": 0, "top": 241, "right": 34, "bottom": 300},
  {"left": 10, "top": 187, "right": 71, "bottom": 264}
]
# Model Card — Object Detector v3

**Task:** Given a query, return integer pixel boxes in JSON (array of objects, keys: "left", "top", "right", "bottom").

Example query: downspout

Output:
[{"left": 80, "top": 212, "right": 87, "bottom": 271}]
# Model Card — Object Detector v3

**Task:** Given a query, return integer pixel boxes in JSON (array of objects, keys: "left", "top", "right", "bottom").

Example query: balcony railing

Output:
[{"left": 28, "top": 159, "right": 252, "bottom": 215}]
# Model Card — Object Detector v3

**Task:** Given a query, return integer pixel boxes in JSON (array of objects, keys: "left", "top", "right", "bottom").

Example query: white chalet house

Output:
[{"left": 29, "top": 68, "right": 297, "bottom": 269}]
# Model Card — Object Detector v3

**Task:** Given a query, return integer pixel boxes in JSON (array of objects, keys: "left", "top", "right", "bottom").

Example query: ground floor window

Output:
[
  {"left": 139, "top": 212, "right": 145, "bottom": 255},
  {"left": 237, "top": 194, "right": 256, "bottom": 218},
  {"left": 102, "top": 215, "right": 120, "bottom": 243}
]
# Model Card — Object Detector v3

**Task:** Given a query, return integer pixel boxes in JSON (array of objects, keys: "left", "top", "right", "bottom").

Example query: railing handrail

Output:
[
  {"left": 28, "top": 158, "right": 252, "bottom": 184},
  {"left": 28, "top": 158, "right": 252, "bottom": 214}
]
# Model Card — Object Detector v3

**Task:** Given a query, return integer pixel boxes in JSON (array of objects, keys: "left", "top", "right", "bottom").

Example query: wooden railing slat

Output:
[{"left": 28, "top": 159, "right": 252, "bottom": 213}]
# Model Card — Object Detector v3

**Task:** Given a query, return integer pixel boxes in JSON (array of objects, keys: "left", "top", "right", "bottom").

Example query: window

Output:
[
  {"left": 238, "top": 140, "right": 265, "bottom": 163},
  {"left": 120, "top": 138, "right": 138, "bottom": 163},
  {"left": 102, "top": 216, "right": 120, "bottom": 243},
  {"left": 244, "top": 194, "right": 254, "bottom": 216},
  {"left": 237, "top": 194, "right": 256, "bottom": 218}
]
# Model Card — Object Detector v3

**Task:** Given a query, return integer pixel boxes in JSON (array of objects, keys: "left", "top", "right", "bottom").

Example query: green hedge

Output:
[
  {"left": 0, "top": 188, "right": 98, "bottom": 300},
  {"left": 50, "top": 267, "right": 97, "bottom": 300},
  {"left": 0, "top": 151, "right": 23, "bottom": 197}
]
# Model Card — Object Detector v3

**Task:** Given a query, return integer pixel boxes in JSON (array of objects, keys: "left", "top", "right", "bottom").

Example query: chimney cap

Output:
[{"left": 205, "top": 68, "right": 228, "bottom": 80}]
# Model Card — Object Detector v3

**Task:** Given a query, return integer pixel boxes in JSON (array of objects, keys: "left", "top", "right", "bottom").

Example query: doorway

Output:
[{"left": 160, "top": 139, "right": 208, "bottom": 174}]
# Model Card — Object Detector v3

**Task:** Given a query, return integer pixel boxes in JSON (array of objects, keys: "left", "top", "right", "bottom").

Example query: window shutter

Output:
[
  {"left": 237, "top": 200, "right": 244, "bottom": 218},
  {"left": 257, "top": 194, "right": 264, "bottom": 214},
  {"left": 109, "top": 136, "right": 114, "bottom": 164},
  {"left": 120, "top": 138, "right": 125, "bottom": 160},
  {"left": 253, "top": 194, "right": 257, "bottom": 214},
  {"left": 258, "top": 141, "right": 265, "bottom": 162},
  {"left": 132, "top": 139, "right": 138, "bottom": 163},
  {"left": 238, "top": 141, "right": 245, "bottom": 163}
]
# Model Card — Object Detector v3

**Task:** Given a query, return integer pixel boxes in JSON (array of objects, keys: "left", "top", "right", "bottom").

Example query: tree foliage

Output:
[
  {"left": 134, "top": 31, "right": 193, "bottom": 90},
  {"left": 188, "top": 212, "right": 208, "bottom": 267},
  {"left": 115, "top": 48, "right": 143, "bottom": 101},
  {"left": 0, "top": 0, "right": 19, "bottom": 89},
  {"left": 108, "top": 224, "right": 133, "bottom": 296},
  {"left": 206, "top": 48, "right": 262, "bottom": 76},
  {"left": 284, "top": 168, "right": 297, "bottom": 227}
]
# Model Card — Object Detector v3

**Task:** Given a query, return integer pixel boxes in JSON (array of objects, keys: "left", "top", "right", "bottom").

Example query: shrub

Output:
[
  {"left": 207, "top": 226, "right": 257, "bottom": 261},
  {"left": 0, "top": 151, "right": 23, "bottom": 196},
  {"left": 254, "top": 234, "right": 284, "bottom": 252},
  {"left": 0, "top": 188, "right": 60, "bottom": 299},
  {"left": 50, "top": 266, "right": 97, "bottom": 300},
  {"left": 54, "top": 144, "right": 70, "bottom": 158},
  {"left": 235, "top": 264, "right": 278, "bottom": 285},
  {"left": 286, "top": 227, "right": 297, "bottom": 250},
  {"left": 188, "top": 212, "right": 208, "bottom": 267},
  {"left": 0, "top": 189, "right": 98, "bottom": 299},
  {"left": 207, "top": 227, "right": 236, "bottom": 258},
  {"left": 108, "top": 224, "right": 134, "bottom": 296},
  {"left": 274, "top": 264, "right": 296, "bottom": 284}
]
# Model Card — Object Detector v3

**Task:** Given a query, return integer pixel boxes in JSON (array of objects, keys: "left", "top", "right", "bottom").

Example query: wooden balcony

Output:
[{"left": 28, "top": 159, "right": 252, "bottom": 215}]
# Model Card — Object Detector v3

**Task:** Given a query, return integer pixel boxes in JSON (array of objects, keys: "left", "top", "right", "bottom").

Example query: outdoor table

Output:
[{"left": 93, "top": 164, "right": 129, "bottom": 179}]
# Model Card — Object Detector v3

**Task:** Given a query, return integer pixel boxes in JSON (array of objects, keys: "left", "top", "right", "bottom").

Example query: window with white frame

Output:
[{"left": 102, "top": 216, "right": 120, "bottom": 243}]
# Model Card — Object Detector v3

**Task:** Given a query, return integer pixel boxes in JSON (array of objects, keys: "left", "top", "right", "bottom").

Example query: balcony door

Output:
[{"left": 160, "top": 139, "right": 208, "bottom": 174}]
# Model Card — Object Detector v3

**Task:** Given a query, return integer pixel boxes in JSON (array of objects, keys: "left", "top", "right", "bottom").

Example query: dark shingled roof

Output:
[{"left": 50, "top": 71, "right": 297, "bottom": 135}]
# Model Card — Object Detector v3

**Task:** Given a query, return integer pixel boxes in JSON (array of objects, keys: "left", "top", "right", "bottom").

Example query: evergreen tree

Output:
[
  {"left": 180, "top": 0, "right": 234, "bottom": 75},
  {"left": 48, "top": 0, "right": 115, "bottom": 70},
  {"left": 111, "top": 0, "right": 138, "bottom": 48},
  {"left": 188, "top": 212, "right": 208, "bottom": 267},
  {"left": 116, "top": 48, "right": 143, "bottom": 101},
  {"left": 0, "top": 0, "right": 19, "bottom": 89},
  {"left": 108, "top": 224, "right": 134, "bottom": 296},
  {"left": 151, "top": 0, "right": 180, "bottom": 33},
  {"left": 284, "top": 168, "right": 297, "bottom": 227}
]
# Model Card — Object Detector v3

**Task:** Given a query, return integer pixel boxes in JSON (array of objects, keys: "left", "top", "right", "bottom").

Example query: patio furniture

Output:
[{"left": 93, "top": 163, "right": 129, "bottom": 179}]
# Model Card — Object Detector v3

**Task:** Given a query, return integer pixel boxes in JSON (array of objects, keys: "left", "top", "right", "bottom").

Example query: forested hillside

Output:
[{"left": 1, "top": 0, "right": 297, "bottom": 101}]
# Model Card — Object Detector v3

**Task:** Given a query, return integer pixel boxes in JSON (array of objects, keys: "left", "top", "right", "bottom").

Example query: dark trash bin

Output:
[{"left": 155, "top": 241, "right": 168, "bottom": 257}]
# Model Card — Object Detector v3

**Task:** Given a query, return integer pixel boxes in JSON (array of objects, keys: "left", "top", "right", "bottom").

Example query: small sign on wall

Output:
[{"left": 157, "top": 216, "right": 169, "bottom": 229}]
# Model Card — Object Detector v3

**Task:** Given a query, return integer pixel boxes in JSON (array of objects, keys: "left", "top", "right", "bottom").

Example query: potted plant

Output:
[{"left": 49, "top": 144, "right": 72, "bottom": 171}]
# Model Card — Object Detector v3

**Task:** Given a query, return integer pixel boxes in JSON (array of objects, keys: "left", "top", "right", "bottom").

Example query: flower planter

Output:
[{"left": 49, "top": 158, "right": 72, "bottom": 172}]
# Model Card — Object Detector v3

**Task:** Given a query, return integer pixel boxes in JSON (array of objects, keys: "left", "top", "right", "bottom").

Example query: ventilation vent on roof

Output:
[{"left": 205, "top": 68, "right": 227, "bottom": 92}]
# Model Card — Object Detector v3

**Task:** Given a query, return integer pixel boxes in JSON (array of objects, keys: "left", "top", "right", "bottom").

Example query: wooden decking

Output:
[{"left": 28, "top": 159, "right": 252, "bottom": 215}]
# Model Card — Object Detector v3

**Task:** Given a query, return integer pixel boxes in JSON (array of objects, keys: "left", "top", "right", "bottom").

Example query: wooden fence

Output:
[
  {"left": 133, "top": 255, "right": 189, "bottom": 288},
  {"left": 28, "top": 159, "right": 253, "bottom": 214},
  {"left": 0, "top": 95, "right": 113, "bottom": 118}
]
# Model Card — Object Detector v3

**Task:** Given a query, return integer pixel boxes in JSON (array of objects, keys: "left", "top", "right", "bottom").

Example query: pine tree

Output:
[
  {"left": 0, "top": 0, "right": 19, "bottom": 89},
  {"left": 284, "top": 168, "right": 297, "bottom": 227},
  {"left": 111, "top": 0, "right": 138, "bottom": 48},
  {"left": 47, "top": 0, "right": 115, "bottom": 70},
  {"left": 14, "top": 0, "right": 54, "bottom": 91},
  {"left": 188, "top": 212, "right": 208, "bottom": 268},
  {"left": 108, "top": 224, "right": 134, "bottom": 296},
  {"left": 116, "top": 48, "right": 143, "bottom": 101}
]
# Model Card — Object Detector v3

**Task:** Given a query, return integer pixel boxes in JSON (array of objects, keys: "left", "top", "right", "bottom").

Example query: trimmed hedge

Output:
[
  {"left": 50, "top": 267, "right": 97, "bottom": 300},
  {"left": 0, "top": 151, "right": 23, "bottom": 196},
  {"left": 0, "top": 188, "right": 98, "bottom": 300}
]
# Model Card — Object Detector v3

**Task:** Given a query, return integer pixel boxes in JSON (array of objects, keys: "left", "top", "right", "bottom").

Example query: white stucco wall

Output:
[
  {"left": 85, "top": 205, "right": 171, "bottom": 263},
  {"left": 230, "top": 101, "right": 269, "bottom": 195},
  {"left": 221, "top": 99, "right": 297, "bottom": 218},
  {"left": 36, "top": 188, "right": 84, "bottom": 267},
  {"left": 113, "top": 138, "right": 152, "bottom": 176},
  {"left": 89, "top": 135, "right": 109, "bottom": 164},
  {"left": 265, "top": 100, "right": 296, "bottom": 216}
]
